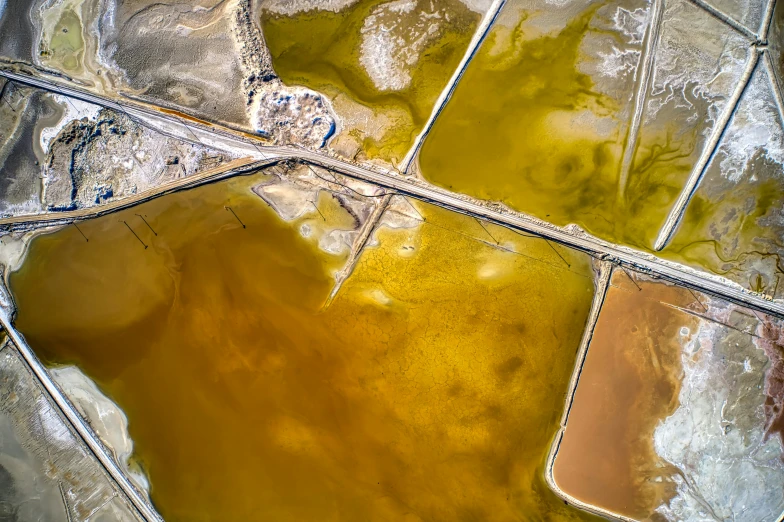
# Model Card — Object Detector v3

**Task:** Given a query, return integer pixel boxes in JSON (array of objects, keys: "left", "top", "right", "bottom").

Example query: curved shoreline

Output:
[{"left": 0, "top": 290, "right": 163, "bottom": 522}]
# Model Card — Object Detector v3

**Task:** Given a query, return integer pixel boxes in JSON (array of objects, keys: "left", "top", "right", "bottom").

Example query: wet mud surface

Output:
[{"left": 0, "top": 0, "right": 35, "bottom": 61}]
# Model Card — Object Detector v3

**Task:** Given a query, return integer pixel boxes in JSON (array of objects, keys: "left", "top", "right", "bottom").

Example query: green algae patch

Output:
[
  {"left": 417, "top": 3, "right": 685, "bottom": 250},
  {"left": 658, "top": 66, "right": 784, "bottom": 297},
  {"left": 46, "top": 9, "right": 85, "bottom": 71},
  {"left": 12, "top": 174, "right": 599, "bottom": 521},
  {"left": 261, "top": 0, "right": 479, "bottom": 163}
]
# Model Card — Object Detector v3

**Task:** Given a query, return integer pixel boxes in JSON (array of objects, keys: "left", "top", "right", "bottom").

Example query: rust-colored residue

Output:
[
  {"left": 158, "top": 106, "right": 214, "bottom": 126},
  {"left": 757, "top": 319, "right": 784, "bottom": 445},
  {"left": 156, "top": 107, "right": 272, "bottom": 144},
  {"left": 239, "top": 130, "right": 271, "bottom": 142},
  {"left": 552, "top": 270, "right": 700, "bottom": 519}
]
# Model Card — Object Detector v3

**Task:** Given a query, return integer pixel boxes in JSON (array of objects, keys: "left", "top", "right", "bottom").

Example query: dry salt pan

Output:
[
  {"left": 359, "top": 0, "right": 443, "bottom": 91},
  {"left": 654, "top": 302, "right": 784, "bottom": 521}
]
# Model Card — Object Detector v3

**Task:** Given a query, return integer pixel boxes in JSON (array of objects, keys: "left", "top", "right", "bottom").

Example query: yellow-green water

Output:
[
  {"left": 261, "top": 0, "right": 479, "bottom": 163},
  {"left": 12, "top": 173, "right": 599, "bottom": 521},
  {"left": 417, "top": 2, "right": 694, "bottom": 250}
]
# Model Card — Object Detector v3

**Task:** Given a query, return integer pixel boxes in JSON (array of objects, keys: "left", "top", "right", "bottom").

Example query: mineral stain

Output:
[
  {"left": 665, "top": 171, "right": 784, "bottom": 297},
  {"left": 11, "top": 173, "right": 600, "bottom": 521},
  {"left": 47, "top": 9, "right": 84, "bottom": 71}
]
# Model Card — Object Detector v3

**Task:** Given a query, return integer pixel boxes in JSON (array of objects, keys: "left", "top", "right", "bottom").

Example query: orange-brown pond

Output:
[
  {"left": 12, "top": 172, "right": 600, "bottom": 521},
  {"left": 552, "top": 270, "right": 697, "bottom": 519}
]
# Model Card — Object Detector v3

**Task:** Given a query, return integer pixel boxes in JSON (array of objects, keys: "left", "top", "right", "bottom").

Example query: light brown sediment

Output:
[
  {"left": 549, "top": 271, "right": 707, "bottom": 520},
  {"left": 556, "top": 260, "right": 614, "bottom": 427},
  {"left": 544, "top": 260, "right": 620, "bottom": 520}
]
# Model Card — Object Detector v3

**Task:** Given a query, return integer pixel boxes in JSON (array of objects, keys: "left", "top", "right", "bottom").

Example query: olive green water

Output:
[
  {"left": 12, "top": 174, "right": 599, "bottom": 521},
  {"left": 417, "top": 2, "right": 693, "bottom": 250},
  {"left": 46, "top": 9, "right": 84, "bottom": 71},
  {"left": 659, "top": 69, "right": 784, "bottom": 297},
  {"left": 663, "top": 158, "right": 784, "bottom": 297},
  {"left": 261, "top": 0, "right": 479, "bottom": 163}
]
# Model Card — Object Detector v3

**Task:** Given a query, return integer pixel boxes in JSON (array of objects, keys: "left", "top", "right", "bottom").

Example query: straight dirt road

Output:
[{"left": 2, "top": 68, "right": 783, "bottom": 319}]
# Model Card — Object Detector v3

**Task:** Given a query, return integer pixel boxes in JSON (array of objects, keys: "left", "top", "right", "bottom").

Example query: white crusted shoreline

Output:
[
  {"left": 653, "top": 299, "right": 784, "bottom": 520},
  {"left": 50, "top": 365, "right": 152, "bottom": 498}
]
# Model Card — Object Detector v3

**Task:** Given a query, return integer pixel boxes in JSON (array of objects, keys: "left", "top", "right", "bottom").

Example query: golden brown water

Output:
[
  {"left": 261, "top": 0, "right": 479, "bottom": 162},
  {"left": 417, "top": 1, "right": 693, "bottom": 250},
  {"left": 552, "top": 271, "right": 697, "bottom": 519},
  {"left": 12, "top": 173, "right": 600, "bottom": 521}
]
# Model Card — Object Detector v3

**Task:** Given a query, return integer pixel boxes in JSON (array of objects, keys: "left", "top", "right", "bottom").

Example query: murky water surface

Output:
[
  {"left": 661, "top": 67, "right": 784, "bottom": 298},
  {"left": 261, "top": 0, "right": 478, "bottom": 162},
  {"left": 417, "top": 1, "right": 692, "bottom": 250},
  {"left": 552, "top": 271, "right": 694, "bottom": 518},
  {"left": 12, "top": 174, "right": 599, "bottom": 521},
  {"left": 665, "top": 170, "right": 784, "bottom": 297}
]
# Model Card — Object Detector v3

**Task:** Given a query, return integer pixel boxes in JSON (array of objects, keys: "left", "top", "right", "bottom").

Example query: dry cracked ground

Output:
[{"left": 0, "top": 0, "right": 783, "bottom": 521}]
